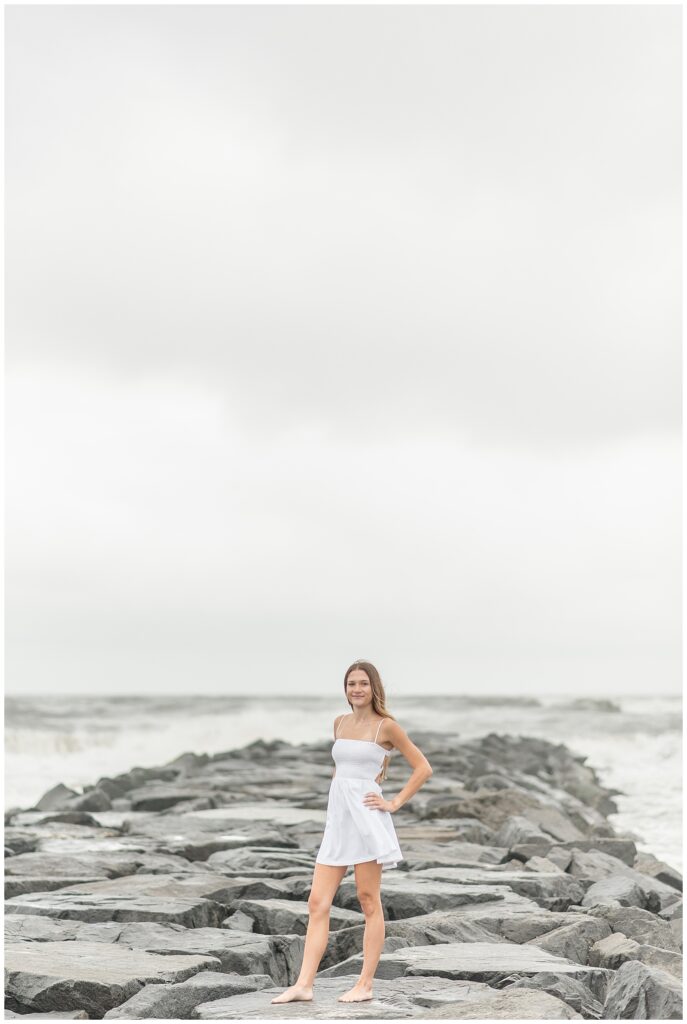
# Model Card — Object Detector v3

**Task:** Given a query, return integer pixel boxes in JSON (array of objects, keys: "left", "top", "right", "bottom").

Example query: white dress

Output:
[{"left": 315, "top": 715, "right": 404, "bottom": 871}]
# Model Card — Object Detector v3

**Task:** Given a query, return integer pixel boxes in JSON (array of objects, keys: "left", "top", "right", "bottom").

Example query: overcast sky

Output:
[{"left": 5, "top": 4, "right": 681, "bottom": 697}]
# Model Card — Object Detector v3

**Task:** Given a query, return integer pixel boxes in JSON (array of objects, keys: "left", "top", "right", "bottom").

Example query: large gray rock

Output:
[
  {"left": 520, "top": 805, "right": 586, "bottom": 844},
  {"left": 547, "top": 838, "right": 638, "bottom": 866},
  {"left": 118, "top": 814, "right": 301, "bottom": 861},
  {"left": 587, "top": 904, "right": 682, "bottom": 952},
  {"left": 414, "top": 867, "right": 586, "bottom": 912},
  {"left": 104, "top": 970, "right": 273, "bottom": 1018},
  {"left": 603, "top": 959, "right": 683, "bottom": 1019},
  {"left": 63, "top": 788, "right": 113, "bottom": 813},
  {"left": 467, "top": 910, "right": 601, "bottom": 945},
  {"left": 5, "top": 887, "right": 227, "bottom": 928},
  {"left": 589, "top": 933, "right": 683, "bottom": 979},
  {"left": 630, "top": 944, "right": 683, "bottom": 980},
  {"left": 525, "top": 916, "right": 611, "bottom": 964},
  {"left": 569, "top": 849, "right": 677, "bottom": 910},
  {"left": 401, "top": 841, "right": 509, "bottom": 870},
  {"left": 523, "top": 856, "right": 566, "bottom": 874},
  {"left": 506, "top": 972, "right": 604, "bottom": 1018},
  {"left": 582, "top": 876, "right": 656, "bottom": 911},
  {"left": 319, "top": 941, "right": 608, "bottom": 989},
  {"left": 223, "top": 897, "right": 362, "bottom": 935},
  {"left": 4, "top": 828, "right": 40, "bottom": 855},
  {"left": 426, "top": 988, "right": 582, "bottom": 1018},
  {"left": 193, "top": 974, "right": 576, "bottom": 1019},
  {"left": 382, "top": 906, "right": 608, "bottom": 954},
  {"left": 396, "top": 818, "right": 498, "bottom": 846},
  {"left": 125, "top": 785, "right": 231, "bottom": 813},
  {"left": 634, "top": 852, "right": 683, "bottom": 892},
  {"left": 34, "top": 784, "right": 80, "bottom": 812},
  {"left": 205, "top": 848, "right": 317, "bottom": 876},
  {"left": 494, "top": 816, "right": 551, "bottom": 848},
  {"left": 659, "top": 898, "right": 683, "bottom": 921},
  {"left": 5, "top": 1012, "right": 89, "bottom": 1019},
  {"left": 5, "top": 850, "right": 210, "bottom": 884},
  {"left": 6, "top": 871, "right": 265, "bottom": 919},
  {"left": 4, "top": 913, "right": 305, "bottom": 983},
  {"left": 175, "top": 804, "right": 326, "bottom": 826},
  {"left": 590, "top": 932, "right": 645, "bottom": 970},
  {"left": 314, "top": 872, "right": 544, "bottom": 921},
  {"left": 5, "top": 940, "right": 221, "bottom": 1016},
  {"left": 5, "top": 875, "right": 109, "bottom": 899}
]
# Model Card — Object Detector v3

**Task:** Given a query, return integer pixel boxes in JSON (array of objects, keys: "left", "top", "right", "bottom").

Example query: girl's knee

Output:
[
  {"left": 356, "top": 891, "right": 383, "bottom": 915},
  {"left": 307, "top": 893, "right": 332, "bottom": 915}
]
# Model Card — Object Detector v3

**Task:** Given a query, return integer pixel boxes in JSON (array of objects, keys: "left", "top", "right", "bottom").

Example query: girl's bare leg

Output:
[
  {"left": 271, "top": 862, "right": 348, "bottom": 1003},
  {"left": 338, "top": 860, "right": 384, "bottom": 1002}
]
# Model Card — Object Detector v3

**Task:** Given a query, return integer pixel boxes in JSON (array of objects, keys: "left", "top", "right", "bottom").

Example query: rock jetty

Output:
[{"left": 4, "top": 731, "right": 683, "bottom": 1019}]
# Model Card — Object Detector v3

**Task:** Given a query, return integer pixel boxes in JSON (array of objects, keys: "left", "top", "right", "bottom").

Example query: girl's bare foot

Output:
[
  {"left": 271, "top": 984, "right": 314, "bottom": 1003},
  {"left": 337, "top": 982, "right": 373, "bottom": 1002}
]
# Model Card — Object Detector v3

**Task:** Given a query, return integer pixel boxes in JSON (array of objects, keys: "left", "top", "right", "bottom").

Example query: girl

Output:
[{"left": 271, "top": 659, "right": 433, "bottom": 1004}]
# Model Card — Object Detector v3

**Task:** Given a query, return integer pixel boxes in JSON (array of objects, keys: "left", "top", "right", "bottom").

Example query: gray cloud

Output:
[{"left": 5, "top": 4, "right": 680, "bottom": 694}]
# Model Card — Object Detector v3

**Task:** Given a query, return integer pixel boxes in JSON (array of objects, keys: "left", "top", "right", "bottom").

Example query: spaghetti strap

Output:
[
  {"left": 336, "top": 713, "right": 350, "bottom": 738},
  {"left": 374, "top": 718, "right": 384, "bottom": 744}
]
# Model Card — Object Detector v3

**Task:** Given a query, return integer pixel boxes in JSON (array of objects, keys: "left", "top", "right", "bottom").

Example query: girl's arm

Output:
[{"left": 378, "top": 721, "right": 432, "bottom": 811}]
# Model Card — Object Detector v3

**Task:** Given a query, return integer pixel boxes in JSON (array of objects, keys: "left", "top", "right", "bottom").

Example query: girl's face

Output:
[{"left": 346, "top": 670, "right": 373, "bottom": 708}]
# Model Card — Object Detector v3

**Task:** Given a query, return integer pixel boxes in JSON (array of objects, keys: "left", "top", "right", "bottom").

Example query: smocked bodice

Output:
[{"left": 332, "top": 738, "right": 387, "bottom": 780}]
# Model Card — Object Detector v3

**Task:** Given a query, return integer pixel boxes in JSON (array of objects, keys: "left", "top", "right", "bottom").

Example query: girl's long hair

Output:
[{"left": 343, "top": 659, "right": 396, "bottom": 782}]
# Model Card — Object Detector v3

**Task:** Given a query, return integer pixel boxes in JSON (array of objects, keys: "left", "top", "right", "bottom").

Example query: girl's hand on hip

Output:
[{"left": 363, "top": 791, "right": 396, "bottom": 813}]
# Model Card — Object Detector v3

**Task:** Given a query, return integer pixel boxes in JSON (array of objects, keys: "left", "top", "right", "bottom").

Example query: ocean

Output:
[{"left": 4, "top": 693, "right": 682, "bottom": 872}]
